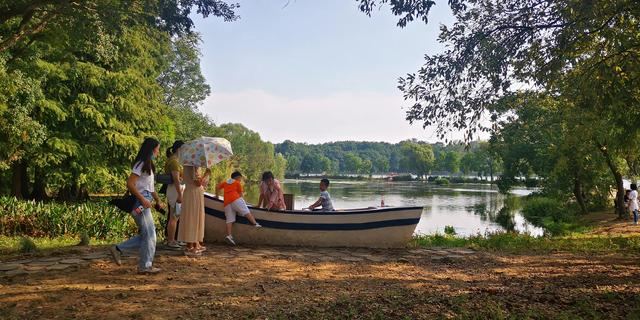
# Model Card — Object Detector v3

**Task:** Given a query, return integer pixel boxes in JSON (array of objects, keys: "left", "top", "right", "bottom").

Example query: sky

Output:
[{"left": 192, "top": 0, "right": 456, "bottom": 144}]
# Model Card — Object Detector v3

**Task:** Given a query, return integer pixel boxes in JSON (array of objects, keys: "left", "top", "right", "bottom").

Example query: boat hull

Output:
[{"left": 203, "top": 193, "right": 422, "bottom": 248}]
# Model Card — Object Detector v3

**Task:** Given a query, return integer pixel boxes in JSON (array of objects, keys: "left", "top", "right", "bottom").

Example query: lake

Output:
[{"left": 241, "top": 179, "right": 544, "bottom": 237}]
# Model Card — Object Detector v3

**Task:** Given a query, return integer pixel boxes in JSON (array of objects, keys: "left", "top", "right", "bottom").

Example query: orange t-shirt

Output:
[{"left": 217, "top": 179, "right": 243, "bottom": 206}]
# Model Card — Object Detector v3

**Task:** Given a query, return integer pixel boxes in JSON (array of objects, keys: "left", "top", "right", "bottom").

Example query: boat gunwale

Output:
[{"left": 204, "top": 193, "right": 424, "bottom": 215}]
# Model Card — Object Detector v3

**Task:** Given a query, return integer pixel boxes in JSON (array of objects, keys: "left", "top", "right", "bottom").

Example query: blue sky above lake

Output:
[{"left": 193, "top": 0, "right": 457, "bottom": 144}]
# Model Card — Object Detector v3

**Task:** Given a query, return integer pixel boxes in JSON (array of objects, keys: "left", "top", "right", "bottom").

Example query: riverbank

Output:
[{"left": 415, "top": 211, "right": 640, "bottom": 253}]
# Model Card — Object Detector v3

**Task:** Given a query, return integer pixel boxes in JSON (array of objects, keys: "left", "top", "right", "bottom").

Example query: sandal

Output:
[{"left": 184, "top": 248, "right": 202, "bottom": 257}]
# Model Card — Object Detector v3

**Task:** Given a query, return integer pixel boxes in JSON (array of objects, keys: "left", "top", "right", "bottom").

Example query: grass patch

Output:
[
  {"left": 413, "top": 232, "right": 640, "bottom": 254},
  {"left": 18, "top": 236, "right": 37, "bottom": 253}
]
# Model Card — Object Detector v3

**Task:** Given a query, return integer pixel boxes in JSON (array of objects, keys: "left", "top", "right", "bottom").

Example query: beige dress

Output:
[{"left": 177, "top": 166, "right": 205, "bottom": 243}]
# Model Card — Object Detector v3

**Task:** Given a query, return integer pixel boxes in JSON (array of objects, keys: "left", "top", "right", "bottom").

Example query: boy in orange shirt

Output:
[{"left": 215, "top": 171, "right": 261, "bottom": 245}]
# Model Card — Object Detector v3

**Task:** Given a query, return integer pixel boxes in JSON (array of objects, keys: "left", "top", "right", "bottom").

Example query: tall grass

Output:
[
  {"left": 0, "top": 196, "right": 145, "bottom": 239},
  {"left": 413, "top": 232, "right": 640, "bottom": 253}
]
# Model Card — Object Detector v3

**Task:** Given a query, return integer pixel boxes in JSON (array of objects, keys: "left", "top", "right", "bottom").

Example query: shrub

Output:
[
  {"left": 0, "top": 196, "right": 154, "bottom": 239},
  {"left": 79, "top": 232, "right": 91, "bottom": 246},
  {"left": 19, "top": 236, "right": 37, "bottom": 253},
  {"left": 434, "top": 177, "right": 450, "bottom": 185},
  {"left": 521, "top": 196, "right": 580, "bottom": 235},
  {"left": 522, "top": 197, "right": 565, "bottom": 223},
  {"left": 444, "top": 225, "right": 457, "bottom": 235}
]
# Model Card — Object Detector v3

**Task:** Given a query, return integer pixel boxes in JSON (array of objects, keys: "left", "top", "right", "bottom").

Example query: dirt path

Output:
[{"left": 1, "top": 242, "right": 639, "bottom": 319}]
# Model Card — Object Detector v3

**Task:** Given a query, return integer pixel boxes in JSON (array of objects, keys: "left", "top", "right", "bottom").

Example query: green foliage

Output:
[
  {"left": 399, "top": 141, "right": 434, "bottom": 177},
  {"left": 79, "top": 232, "right": 91, "bottom": 246},
  {"left": 19, "top": 236, "right": 37, "bottom": 253},
  {"left": 0, "top": 59, "right": 47, "bottom": 170},
  {"left": 444, "top": 225, "right": 456, "bottom": 235},
  {"left": 521, "top": 197, "right": 584, "bottom": 236},
  {"left": 522, "top": 197, "right": 565, "bottom": 223},
  {"left": 158, "top": 32, "right": 211, "bottom": 110},
  {"left": 0, "top": 197, "right": 140, "bottom": 239},
  {"left": 413, "top": 232, "right": 640, "bottom": 254},
  {"left": 359, "top": 0, "right": 640, "bottom": 218},
  {"left": 0, "top": 1, "right": 286, "bottom": 199},
  {"left": 434, "top": 177, "right": 450, "bottom": 185},
  {"left": 277, "top": 139, "right": 468, "bottom": 176}
]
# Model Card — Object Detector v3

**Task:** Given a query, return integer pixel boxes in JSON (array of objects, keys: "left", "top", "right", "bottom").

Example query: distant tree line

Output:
[{"left": 275, "top": 140, "right": 500, "bottom": 179}]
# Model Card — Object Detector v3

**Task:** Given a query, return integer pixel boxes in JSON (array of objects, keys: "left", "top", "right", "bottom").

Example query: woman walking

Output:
[
  {"left": 178, "top": 165, "right": 210, "bottom": 256},
  {"left": 164, "top": 140, "right": 185, "bottom": 249},
  {"left": 110, "top": 137, "right": 164, "bottom": 274}
]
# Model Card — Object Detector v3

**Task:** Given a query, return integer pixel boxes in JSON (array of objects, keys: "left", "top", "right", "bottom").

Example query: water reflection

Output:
[{"left": 240, "top": 179, "right": 544, "bottom": 237}]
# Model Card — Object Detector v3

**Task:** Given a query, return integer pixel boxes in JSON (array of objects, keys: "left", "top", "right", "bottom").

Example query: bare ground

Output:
[{"left": 1, "top": 213, "right": 640, "bottom": 319}]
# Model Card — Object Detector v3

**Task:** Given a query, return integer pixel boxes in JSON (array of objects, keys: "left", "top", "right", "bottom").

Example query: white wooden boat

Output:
[{"left": 203, "top": 193, "right": 423, "bottom": 248}]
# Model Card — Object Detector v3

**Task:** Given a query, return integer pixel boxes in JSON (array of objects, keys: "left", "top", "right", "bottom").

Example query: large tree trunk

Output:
[
  {"left": 11, "top": 161, "right": 29, "bottom": 199},
  {"left": 488, "top": 159, "right": 494, "bottom": 182},
  {"left": 57, "top": 182, "right": 88, "bottom": 201},
  {"left": 598, "top": 143, "right": 625, "bottom": 218},
  {"left": 573, "top": 171, "right": 588, "bottom": 215},
  {"left": 30, "top": 167, "right": 48, "bottom": 200}
]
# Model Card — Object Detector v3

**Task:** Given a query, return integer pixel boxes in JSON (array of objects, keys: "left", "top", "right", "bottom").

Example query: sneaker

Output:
[
  {"left": 138, "top": 266, "right": 161, "bottom": 274},
  {"left": 109, "top": 246, "right": 122, "bottom": 266},
  {"left": 177, "top": 241, "right": 187, "bottom": 246},
  {"left": 225, "top": 235, "right": 236, "bottom": 245},
  {"left": 165, "top": 242, "right": 182, "bottom": 250},
  {"left": 254, "top": 223, "right": 262, "bottom": 228}
]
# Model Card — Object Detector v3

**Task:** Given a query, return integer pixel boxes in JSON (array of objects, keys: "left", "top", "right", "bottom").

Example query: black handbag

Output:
[
  {"left": 109, "top": 192, "right": 137, "bottom": 213},
  {"left": 155, "top": 174, "right": 173, "bottom": 185}
]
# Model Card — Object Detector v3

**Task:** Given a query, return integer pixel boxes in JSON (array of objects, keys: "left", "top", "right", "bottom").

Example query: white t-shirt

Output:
[
  {"left": 629, "top": 190, "right": 639, "bottom": 211},
  {"left": 320, "top": 190, "right": 334, "bottom": 211},
  {"left": 132, "top": 161, "right": 155, "bottom": 194}
]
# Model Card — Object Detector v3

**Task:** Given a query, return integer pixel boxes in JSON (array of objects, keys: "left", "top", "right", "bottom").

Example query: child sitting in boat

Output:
[
  {"left": 215, "top": 171, "right": 261, "bottom": 245},
  {"left": 307, "top": 178, "right": 335, "bottom": 211}
]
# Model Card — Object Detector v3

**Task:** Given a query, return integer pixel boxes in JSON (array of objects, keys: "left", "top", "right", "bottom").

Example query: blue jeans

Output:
[
  {"left": 634, "top": 209, "right": 638, "bottom": 224},
  {"left": 117, "top": 191, "right": 156, "bottom": 269}
]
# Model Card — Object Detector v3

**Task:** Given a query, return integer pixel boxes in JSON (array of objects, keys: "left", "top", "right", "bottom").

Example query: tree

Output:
[
  {"left": 358, "top": 0, "right": 639, "bottom": 139},
  {"left": 158, "top": 32, "right": 211, "bottom": 110},
  {"left": 399, "top": 141, "right": 434, "bottom": 178},
  {"left": 492, "top": 92, "right": 611, "bottom": 214},
  {"left": 443, "top": 151, "right": 461, "bottom": 174},
  {"left": 343, "top": 152, "right": 363, "bottom": 174},
  {"left": 359, "top": 159, "right": 373, "bottom": 175},
  {"left": 0, "top": 0, "right": 239, "bottom": 53},
  {"left": 0, "top": 0, "right": 243, "bottom": 199},
  {"left": 359, "top": 0, "right": 640, "bottom": 217}
]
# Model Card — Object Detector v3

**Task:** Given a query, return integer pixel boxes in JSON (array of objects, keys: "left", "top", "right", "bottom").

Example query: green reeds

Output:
[{"left": 0, "top": 197, "right": 144, "bottom": 239}]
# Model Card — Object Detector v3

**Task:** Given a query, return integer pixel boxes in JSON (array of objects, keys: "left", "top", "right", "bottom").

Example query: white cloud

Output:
[{"left": 199, "top": 89, "right": 463, "bottom": 144}]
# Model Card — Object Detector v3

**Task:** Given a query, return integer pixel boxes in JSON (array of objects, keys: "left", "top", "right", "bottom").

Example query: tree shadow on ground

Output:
[{"left": 1, "top": 245, "right": 639, "bottom": 319}]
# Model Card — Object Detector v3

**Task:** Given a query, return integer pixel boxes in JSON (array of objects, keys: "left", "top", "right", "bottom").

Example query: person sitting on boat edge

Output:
[
  {"left": 258, "top": 171, "right": 286, "bottom": 211},
  {"left": 307, "top": 178, "right": 335, "bottom": 212},
  {"left": 215, "top": 171, "right": 262, "bottom": 245}
]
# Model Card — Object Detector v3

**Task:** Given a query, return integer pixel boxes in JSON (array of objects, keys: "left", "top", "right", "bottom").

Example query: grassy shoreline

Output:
[{"left": 413, "top": 232, "right": 640, "bottom": 254}]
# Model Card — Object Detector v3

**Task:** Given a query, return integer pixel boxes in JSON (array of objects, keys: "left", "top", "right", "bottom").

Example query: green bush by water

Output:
[
  {"left": 444, "top": 225, "right": 457, "bottom": 235},
  {"left": 0, "top": 196, "right": 161, "bottom": 239},
  {"left": 521, "top": 196, "right": 583, "bottom": 235}
]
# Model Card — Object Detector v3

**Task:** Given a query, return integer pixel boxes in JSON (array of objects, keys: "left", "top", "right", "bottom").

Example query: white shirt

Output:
[
  {"left": 132, "top": 161, "right": 155, "bottom": 194},
  {"left": 630, "top": 190, "right": 639, "bottom": 211},
  {"left": 320, "top": 190, "right": 334, "bottom": 211}
]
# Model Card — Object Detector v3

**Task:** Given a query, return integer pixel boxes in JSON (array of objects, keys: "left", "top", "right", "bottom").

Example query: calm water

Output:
[{"left": 242, "top": 179, "right": 544, "bottom": 237}]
